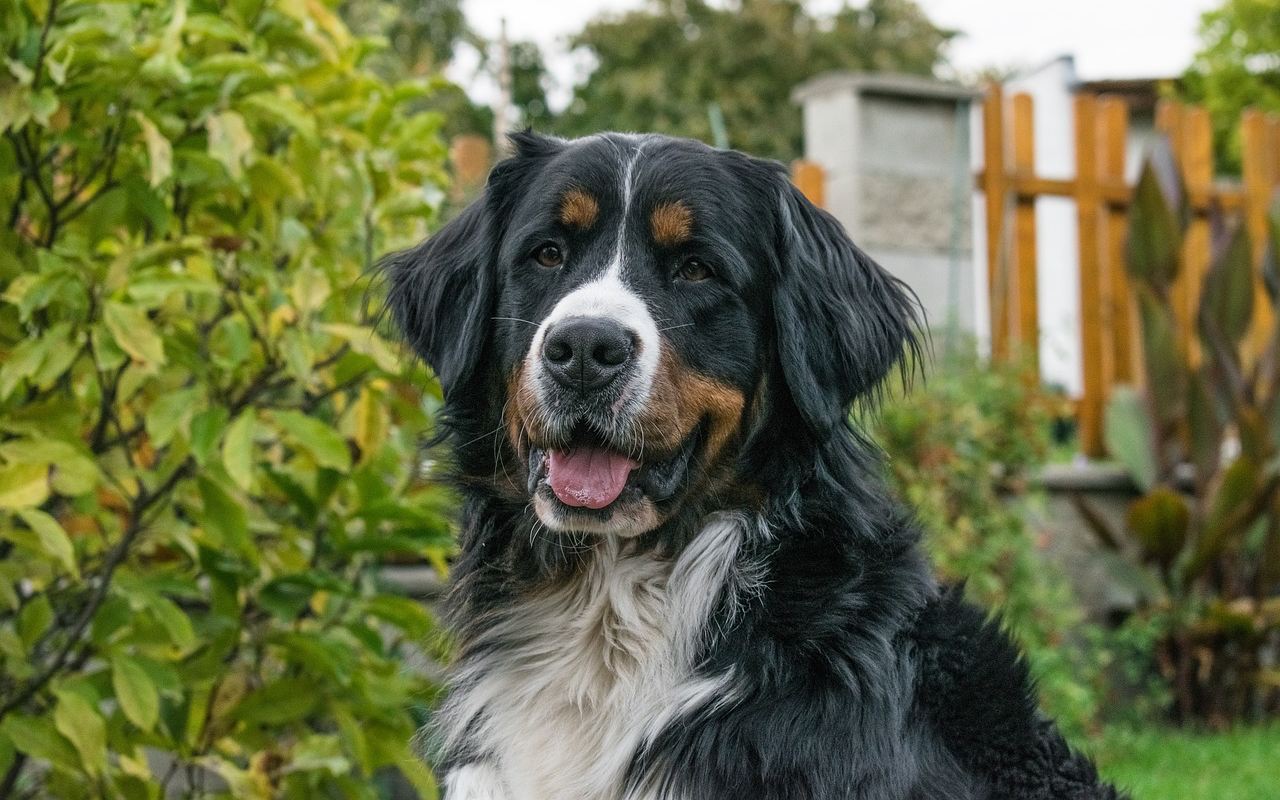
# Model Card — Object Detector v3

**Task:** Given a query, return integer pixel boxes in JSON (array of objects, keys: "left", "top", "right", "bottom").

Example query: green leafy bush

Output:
[
  {"left": 0, "top": 1, "right": 452, "bottom": 795},
  {"left": 876, "top": 350, "right": 1102, "bottom": 737}
]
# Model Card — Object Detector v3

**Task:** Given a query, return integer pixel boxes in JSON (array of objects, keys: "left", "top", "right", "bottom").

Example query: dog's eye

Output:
[
  {"left": 533, "top": 243, "right": 563, "bottom": 268},
  {"left": 675, "top": 256, "right": 713, "bottom": 283}
]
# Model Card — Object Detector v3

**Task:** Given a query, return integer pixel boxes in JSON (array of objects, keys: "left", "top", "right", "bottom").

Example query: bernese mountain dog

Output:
[{"left": 382, "top": 131, "right": 1123, "bottom": 800}]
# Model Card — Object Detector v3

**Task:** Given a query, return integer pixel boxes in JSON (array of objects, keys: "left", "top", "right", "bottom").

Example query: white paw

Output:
[{"left": 445, "top": 763, "right": 510, "bottom": 800}]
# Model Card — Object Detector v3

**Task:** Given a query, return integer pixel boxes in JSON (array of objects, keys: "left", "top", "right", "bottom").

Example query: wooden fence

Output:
[{"left": 978, "top": 85, "right": 1280, "bottom": 457}]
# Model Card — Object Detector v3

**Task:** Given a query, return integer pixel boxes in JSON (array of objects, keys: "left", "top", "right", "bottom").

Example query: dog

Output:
[{"left": 383, "top": 131, "right": 1123, "bottom": 800}]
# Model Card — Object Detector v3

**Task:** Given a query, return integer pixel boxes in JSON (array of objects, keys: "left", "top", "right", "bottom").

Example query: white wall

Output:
[{"left": 1009, "top": 56, "right": 1084, "bottom": 397}]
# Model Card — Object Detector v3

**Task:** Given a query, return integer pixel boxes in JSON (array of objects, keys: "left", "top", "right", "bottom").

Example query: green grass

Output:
[{"left": 1091, "top": 724, "right": 1280, "bottom": 800}]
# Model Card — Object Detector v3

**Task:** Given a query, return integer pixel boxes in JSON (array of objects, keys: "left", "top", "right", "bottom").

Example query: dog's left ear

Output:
[
  {"left": 769, "top": 177, "right": 922, "bottom": 435},
  {"left": 380, "top": 198, "right": 498, "bottom": 396},
  {"left": 381, "top": 131, "right": 563, "bottom": 396}
]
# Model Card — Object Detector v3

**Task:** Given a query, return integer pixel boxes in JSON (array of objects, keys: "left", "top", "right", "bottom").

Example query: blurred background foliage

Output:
[
  {"left": 0, "top": 0, "right": 454, "bottom": 795},
  {"left": 1180, "top": 0, "right": 1280, "bottom": 174},
  {"left": 875, "top": 349, "right": 1104, "bottom": 739},
  {"left": 554, "top": 0, "right": 953, "bottom": 159}
]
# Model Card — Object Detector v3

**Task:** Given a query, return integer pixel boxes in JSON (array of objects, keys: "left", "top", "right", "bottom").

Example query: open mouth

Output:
[{"left": 526, "top": 422, "right": 703, "bottom": 513}]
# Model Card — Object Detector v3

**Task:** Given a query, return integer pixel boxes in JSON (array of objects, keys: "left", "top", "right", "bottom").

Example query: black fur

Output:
[{"left": 382, "top": 131, "right": 1123, "bottom": 800}]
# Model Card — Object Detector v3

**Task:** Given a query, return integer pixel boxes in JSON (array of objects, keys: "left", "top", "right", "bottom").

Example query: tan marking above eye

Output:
[
  {"left": 650, "top": 201, "right": 693, "bottom": 247},
  {"left": 559, "top": 188, "right": 600, "bottom": 229}
]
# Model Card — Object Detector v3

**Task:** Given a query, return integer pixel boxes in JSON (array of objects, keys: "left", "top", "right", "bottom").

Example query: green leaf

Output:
[
  {"left": 191, "top": 407, "right": 230, "bottom": 466},
  {"left": 147, "top": 595, "right": 197, "bottom": 653},
  {"left": 1135, "top": 287, "right": 1186, "bottom": 430},
  {"left": 321, "top": 323, "right": 400, "bottom": 372},
  {"left": 0, "top": 461, "right": 49, "bottom": 509},
  {"left": 273, "top": 410, "right": 351, "bottom": 472},
  {"left": 363, "top": 594, "right": 436, "bottom": 639},
  {"left": 197, "top": 476, "right": 251, "bottom": 555},
  {"left": 112, "top": 654, "right": 160, "bottom": 731},
  {"left": 1104, "top": 388, "right": 1159, "bottom": 492},
  {"left": 133, "top": 111, "right": 173, "bottom": 187},
  {"left": 145, "top": 386, "right": 199, "bottom": 447},
  {"left": 1126, "top": 139, "right": 1185, "bottom": 289},
  {"left": 16, "top": 508, "right": 78, "bottom": 576},
  {"left": 222, "top": 411, "right": 255, "bottom": 491},
  {"left": 0, "top": 439, "right": 98, "bottom": 498},
  {"left": 1182, "top": 368, "right": 1223, "bottom": 481},
  {"left": 17, "top": 594, "right": 53, "bottom": 649},
  {"left": 1, "top": 714, "right": 79, "bottom": 773},
  {"left": 1199, "top": 220, "right": 1254, "bottom": 346},
  {"left": 103, "top": 301, "right": 166, "bottom": 366},
  {"left": 233, "top": 678, "right": 320, "bottom": 725},
  {"left": 1186, "top": 457, "right": 1261, "bottom": 582},
  {"left": 210, "top": 316, "right": 252, "bottom": 369},
  {"left": 53, "top": 688, "right": 107, "bottom": 776}
]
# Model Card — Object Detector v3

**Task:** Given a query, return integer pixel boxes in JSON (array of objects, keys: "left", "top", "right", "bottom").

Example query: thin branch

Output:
[
  {"left": 30, "top": 0, "right": 60, "bottom": 91},
  {"left": 0, "top": 351, "right": 288, "bottom": 719},
  {"left": 0, "top": 460, "right": 192, "bottom": 720}
]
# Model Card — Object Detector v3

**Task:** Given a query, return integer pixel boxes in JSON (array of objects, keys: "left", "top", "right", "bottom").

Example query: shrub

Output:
[
  {"left": 1090, "top": 139, "right": 1280, "bottom": 724},
  {"left": 0, "top": 1, "right": 452, "bottom": 795},
  {"left": 875, "top": 349, "right": 1103, "bottom": 737}
]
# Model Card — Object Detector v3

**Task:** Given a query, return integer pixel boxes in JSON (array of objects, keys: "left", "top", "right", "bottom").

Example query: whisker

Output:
[
  {"left": 492, "top": 316, "right": 540, "bottom": 327},
  {"left": 657, "top": 323, "right": 695, "bottom": 332},
  {"left": 456, "top": 425, "right": 504, "bottom": 450}
]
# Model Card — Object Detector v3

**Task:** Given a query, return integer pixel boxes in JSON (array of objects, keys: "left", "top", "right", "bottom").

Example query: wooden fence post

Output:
[
  {"left": 791, "top": 160, "right": 825, "bottom": 208},
  {"left": 982, "top": 84, "right": 1010, "bottom": 361},
  {"left": 1099, "top": 97, "right": 1135, "bottom": 385},
  {"left": 1242, "top": 110, "right": 1277, "bottom": 368},
  {"left": 1075, "top": 94, "right": 1106, "bottom": 458},
  {"left": 1011, "top": 93, "right": 1038, "bottom": 367},
  {"left": 1181, "top": 107, "right": 1213, "bottom": 370}
]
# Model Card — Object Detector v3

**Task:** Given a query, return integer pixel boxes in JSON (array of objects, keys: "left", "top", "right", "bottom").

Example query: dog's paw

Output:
[{"left": 444, "top": 763, "right": 510, "bottom": 800}]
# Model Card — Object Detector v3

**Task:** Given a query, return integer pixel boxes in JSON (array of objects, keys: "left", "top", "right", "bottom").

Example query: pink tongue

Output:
[{"left": 546, "top": 447, "right": 637, "bottom": 509}]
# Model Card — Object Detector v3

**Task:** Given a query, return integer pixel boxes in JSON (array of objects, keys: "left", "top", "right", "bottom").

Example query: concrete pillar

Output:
[{"left": 793, "top": 73, "right": 980, "bottom": 337}]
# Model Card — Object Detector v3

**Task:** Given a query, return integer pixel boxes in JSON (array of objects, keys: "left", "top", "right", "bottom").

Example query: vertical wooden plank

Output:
[
  {"left": 1181, "top": 107, "right": 1213, "bottom": 370},
  {"left": 1011, "top": 93, "right": 1038, "bottom": 368},
  {"left": 1156, "top": 100, "right": 1195, "bottom": 363},
  {"left": 791, "top": 160, "right": 825, "bottom": 208},
  {"left": 1099, "top": 97, "right": 1135, "bottom": 384},
  {"left": 1242, "top": 110, "right": 1277, "bottom": 368},
  {"left": 1076, "top": 94, "right": 1106, "bottom": 458},
  {"left": 983, "top": 84, "right": 1010, "bottom": 361}
]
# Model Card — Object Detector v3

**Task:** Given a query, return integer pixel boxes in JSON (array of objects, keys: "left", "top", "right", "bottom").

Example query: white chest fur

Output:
[{"left": 439, "top": 514, "right": 753, "bottom": 800}]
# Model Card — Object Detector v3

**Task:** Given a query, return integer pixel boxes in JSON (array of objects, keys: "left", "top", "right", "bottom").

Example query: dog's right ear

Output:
[
  {"left": 381, "top": 198, "right": 497, "bottom": 396},
  {"left": 382, "top": 131, "right": 561, "bottom": 396}
]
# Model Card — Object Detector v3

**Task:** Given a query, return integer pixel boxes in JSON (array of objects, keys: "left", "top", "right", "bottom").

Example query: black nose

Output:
[{"left": 542, "top": 317, "right": 635, "bottom": 391}]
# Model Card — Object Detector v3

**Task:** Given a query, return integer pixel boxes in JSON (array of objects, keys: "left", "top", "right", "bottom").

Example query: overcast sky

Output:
[{"left": 448, "top": 0, "right": 1220, "bottom": 110}]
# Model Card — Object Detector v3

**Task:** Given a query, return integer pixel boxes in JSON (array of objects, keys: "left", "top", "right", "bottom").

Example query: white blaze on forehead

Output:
[{"left": 527, "top": 142, "right": 660, "bottom": 402}]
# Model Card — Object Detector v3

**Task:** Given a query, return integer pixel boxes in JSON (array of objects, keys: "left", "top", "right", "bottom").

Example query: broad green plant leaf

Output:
[{"left": 1104, "top": 387, "right": 1159, "bottom": 491}]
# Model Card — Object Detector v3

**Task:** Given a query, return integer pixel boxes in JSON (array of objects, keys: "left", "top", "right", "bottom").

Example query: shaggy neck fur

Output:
[
  {"left": 434, "top": 404, "right": 936, "bottom": 798},
  {"left": 438, "top": 512, "right": 766, "bottom": 800}
]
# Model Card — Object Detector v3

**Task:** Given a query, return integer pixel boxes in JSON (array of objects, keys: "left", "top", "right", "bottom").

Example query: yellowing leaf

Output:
[
  {"left": 353, "top": 387, "right": 387, "bottom": 461},
  {"left": 0, "top": 462, "right": 49, "bottom": 509},
  {"left": 111, "top": 654, "right": 160, "bottom": 731},
  {"left": 53, "top": 689, "right": 107, "bottom": 777},
  {"left": 103, "top": 301, "right": 165, "bottom": 366},
  {"left": 207, "top": 110, "right": 254, "bottom": 179},
  {"left": 16, "top": 509, "right": 78, "bottom": 577},
  {"left": 133, "top": 112, "right": 172, "bottom": 187},
  {"left": 223, "top": 411, "right": 255, "bottom": 491}
]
